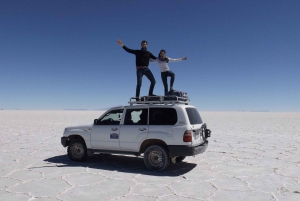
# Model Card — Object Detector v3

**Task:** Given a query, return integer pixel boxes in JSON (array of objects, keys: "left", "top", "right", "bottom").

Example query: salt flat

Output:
[{"left": 0, "top": 110, "right": 299, "bottom": 201}]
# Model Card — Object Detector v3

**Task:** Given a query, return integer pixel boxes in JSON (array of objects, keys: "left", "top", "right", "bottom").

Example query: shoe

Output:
[
  {"left": 135, "top": 97, "right": 140, "bottom": 101},
  {"left": 169, "top": 88, "right": 175, "bottom": 92},
  {"left": 148, "top": 94, "right": 157, "bottom": 96}
]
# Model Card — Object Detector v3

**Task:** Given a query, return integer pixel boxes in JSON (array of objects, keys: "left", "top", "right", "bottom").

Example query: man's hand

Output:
[{"left": 117, "top": 39, "right": 124, "bottom": 47}]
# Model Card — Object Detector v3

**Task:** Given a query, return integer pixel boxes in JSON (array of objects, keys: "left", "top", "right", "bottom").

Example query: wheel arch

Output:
[
  {"left": 65, "top": 134, "right": 86, "bottom": 147},
  {"left": 139, "top": 139, "right": 169, "bottom": 154}
]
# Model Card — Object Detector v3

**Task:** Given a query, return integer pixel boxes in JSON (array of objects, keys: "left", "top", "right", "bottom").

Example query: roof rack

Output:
[{"left": 128, "top": 95, "right": 190, "bottom": 106}]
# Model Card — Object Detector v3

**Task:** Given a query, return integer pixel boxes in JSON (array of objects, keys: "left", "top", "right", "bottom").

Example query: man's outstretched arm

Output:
[
  {"left": 117, "top": 39, "right": 124, "bottom": 47},
  {"left": 117, "top": 39, "right": 136, "bottom": 54}
]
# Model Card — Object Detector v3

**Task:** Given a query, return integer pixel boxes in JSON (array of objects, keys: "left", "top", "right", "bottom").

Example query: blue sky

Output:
[{"left": 1, "top": 0, "right": 299, "bottom": 111}]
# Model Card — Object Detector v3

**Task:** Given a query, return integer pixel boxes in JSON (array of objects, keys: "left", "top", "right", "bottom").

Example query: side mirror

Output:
[{"left": 94, "top": 119, "right": 98, "bottom": 125}]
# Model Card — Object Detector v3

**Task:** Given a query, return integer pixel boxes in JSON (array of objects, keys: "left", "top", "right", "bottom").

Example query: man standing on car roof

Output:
[{"left": 117, "top": 39, "right": 157, "bottom": 100}]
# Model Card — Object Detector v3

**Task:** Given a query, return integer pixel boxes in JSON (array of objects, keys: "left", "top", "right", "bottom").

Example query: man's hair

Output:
[{"left": 141, "top": 40, "right": 148, "bottom": 45}]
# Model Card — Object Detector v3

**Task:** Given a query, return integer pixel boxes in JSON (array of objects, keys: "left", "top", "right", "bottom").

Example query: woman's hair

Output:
[
  {"left": 158, "top": 49, "right": 169, "bottom": 62},
  {"left": 159, "top": 49, "right": 166, "bottom": 56}
]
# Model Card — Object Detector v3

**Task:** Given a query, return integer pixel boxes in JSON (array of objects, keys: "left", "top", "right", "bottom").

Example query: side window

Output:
[
  {"left": 124, "top": 109, "right": 148, "bottom": 125},
  {"left": 149, "top": 108, "right": 178, "bottom": 125},
  {"left": 98, "top": 109, "right": 123, "bottom": 125}
]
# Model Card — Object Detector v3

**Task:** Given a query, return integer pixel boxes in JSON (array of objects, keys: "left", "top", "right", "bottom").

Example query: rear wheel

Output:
[
  {"left": 144, "top": 145, "right": 170, "bottom": 171},
  {"left": 67, "top": 139, "right": 87, "bottom": 162}
]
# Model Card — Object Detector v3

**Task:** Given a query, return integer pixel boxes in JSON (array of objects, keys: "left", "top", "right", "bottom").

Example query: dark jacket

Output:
[{"left": 123, "top": 46, "right": 157, "bottom": 67}]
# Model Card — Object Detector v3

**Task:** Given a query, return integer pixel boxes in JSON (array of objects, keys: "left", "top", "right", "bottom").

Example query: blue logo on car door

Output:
[{"left": 110, "top": 133, "right": 119, "bottom": 139}]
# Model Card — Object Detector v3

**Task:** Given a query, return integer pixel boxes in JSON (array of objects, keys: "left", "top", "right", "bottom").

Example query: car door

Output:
[
  {"left": 91, "top": 109, "right": 124, "bottom": 150},
  {"left": 119, "top": 108, "right": 149, "bottom": 151},
  {"left": 148, "top": 107, "right": 180, "bottom": 143}
]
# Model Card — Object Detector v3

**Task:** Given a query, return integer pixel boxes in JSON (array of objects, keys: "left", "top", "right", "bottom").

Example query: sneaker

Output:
[
  {"left": 148, "top": 94, "right": 157, "bottom": 96},
  {"left": 169, "top": 88, "right": 175, "bottom": 92}
]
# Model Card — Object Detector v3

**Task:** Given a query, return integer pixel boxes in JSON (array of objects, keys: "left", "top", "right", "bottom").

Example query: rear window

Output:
[
  {"left": 186, "top": 108, "right": 203, "bottom": 125},
  {"left": 149, "top": 108, "right": 177, "bottom": 125}
]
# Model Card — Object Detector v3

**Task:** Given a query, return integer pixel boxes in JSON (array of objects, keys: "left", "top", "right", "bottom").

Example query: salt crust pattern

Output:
[{"left": 0, "top": 110, "right": 299, "bottom": 201}]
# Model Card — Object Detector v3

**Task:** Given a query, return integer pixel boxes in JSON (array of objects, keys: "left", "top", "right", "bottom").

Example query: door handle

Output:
[
  {"left": 139, "top": 128, "right": 147, "bottom": 131},
  {"left": 111, "top": 128, "right": 118, "bottom": 131}
]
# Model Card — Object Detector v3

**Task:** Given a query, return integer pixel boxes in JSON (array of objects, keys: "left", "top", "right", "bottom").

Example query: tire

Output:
[
  {"left": 144, "top": 145, "right": 170, "bottom": 171},
  {"left": 67, "top": 139, "right": 87, "bottom": 162},
  {"left": 175, "top": 156, "right": 186, "bottom": 163}
]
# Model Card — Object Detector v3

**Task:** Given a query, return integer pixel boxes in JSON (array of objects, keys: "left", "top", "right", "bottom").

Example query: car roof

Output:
[
  {"left": 108, "top": 104, "right": 195, "bottom": 111},
  {"left": 106, "top": 96, "right": 194, "bottom": 111}
]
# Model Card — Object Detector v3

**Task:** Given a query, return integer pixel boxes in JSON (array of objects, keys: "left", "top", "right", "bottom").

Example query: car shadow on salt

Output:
[{"left": 44, "top": 154, "right": 197, "bottom": 176}]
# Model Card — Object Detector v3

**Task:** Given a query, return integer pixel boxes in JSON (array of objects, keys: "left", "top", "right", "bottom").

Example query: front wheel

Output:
[
  {"left": 67, "top": 139, "right": 87, "bottom": 162},
  {"left": 144, "top": 145, "right": 170, "bottom": 171}
]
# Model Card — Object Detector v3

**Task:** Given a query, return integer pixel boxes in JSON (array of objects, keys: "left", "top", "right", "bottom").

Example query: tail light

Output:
[{"left": 183, "top": 130, "right": 192, "bottom": 142}]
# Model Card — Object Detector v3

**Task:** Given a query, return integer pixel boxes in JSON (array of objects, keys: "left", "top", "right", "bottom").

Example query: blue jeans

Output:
[
  {"left": 136, "top": 68, "right": 156, "bottom": 98},
  {"left": 161, "top": 71, "right": 175, "bottom": 94}
]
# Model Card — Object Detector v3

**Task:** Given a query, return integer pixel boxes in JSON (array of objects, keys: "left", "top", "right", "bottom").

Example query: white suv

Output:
[{"left": 61, "top": 96, "right": 211, "bottom": 171}]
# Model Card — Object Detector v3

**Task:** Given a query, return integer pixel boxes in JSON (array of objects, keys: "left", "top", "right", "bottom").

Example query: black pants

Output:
[
  {"left": 136, "top": 68, "right": 156, "bottom": 98},
  {"left": 161, "top": 71, "right": 175, "bottom": 94}
]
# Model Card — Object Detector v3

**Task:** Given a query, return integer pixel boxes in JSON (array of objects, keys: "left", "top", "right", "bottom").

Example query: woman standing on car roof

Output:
[{"left": 150, "top": 50, "right": 187, "bottom": 95}]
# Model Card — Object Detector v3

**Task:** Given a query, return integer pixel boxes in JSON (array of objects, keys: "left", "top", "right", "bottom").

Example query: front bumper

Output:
[
  {"left": 168, "top": 140, "right": 208, "bottom": 157},
  {"left": 61, "top": 137, "right": 68, "bottom": 147}
]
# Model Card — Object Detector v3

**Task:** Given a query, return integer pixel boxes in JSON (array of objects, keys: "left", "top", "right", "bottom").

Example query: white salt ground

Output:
[{"left": 0, "top": 110, "right": 299, "bottom": 201}]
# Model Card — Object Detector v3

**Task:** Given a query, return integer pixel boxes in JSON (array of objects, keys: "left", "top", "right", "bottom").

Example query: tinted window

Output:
[
  {"left": 186, "top": 108, "right": 203, "bottom": 125},
  {"left": 124, "top": 109, "right": 148, "bottom": 125},
  {"left": 149, "top": 108, "right": 177, "bottom": 125},
  {"left": 98, "top": 109, "right": 123, "bottom": 125}
]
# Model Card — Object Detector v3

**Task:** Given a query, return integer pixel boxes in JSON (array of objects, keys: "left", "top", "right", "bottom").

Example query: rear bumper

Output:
[
  {"left": 61, "top": 137, "right": 68, "bottom": 147},
  {"left": 168, "top": 140, "right": 208, "bottom": 157}
]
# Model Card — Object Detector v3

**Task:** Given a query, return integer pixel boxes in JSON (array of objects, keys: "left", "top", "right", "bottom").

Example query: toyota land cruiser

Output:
[{"left": 61, "top": 96, "right": 211, "bottom": 171}]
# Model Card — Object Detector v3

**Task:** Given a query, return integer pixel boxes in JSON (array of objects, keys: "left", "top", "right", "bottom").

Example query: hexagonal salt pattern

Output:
[{"left": 0, "top": 111, "right": 299, "bottom": 200}]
